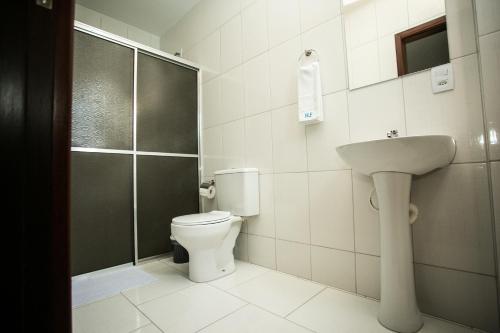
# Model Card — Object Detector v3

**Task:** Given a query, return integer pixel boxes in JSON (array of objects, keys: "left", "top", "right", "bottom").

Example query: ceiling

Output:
[{"left": 77, "top": 0, "right": 202, "bottom": 36}]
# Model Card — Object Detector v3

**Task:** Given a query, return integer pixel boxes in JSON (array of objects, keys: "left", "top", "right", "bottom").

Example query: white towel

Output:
[{"left": 298, "top": 60, "right": 323, "bottom": 124}]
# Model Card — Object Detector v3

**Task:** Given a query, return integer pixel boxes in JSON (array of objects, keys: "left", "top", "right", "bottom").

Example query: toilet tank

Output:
[{"left": 214, "top": 168, "right": 259, "bottom": 217}]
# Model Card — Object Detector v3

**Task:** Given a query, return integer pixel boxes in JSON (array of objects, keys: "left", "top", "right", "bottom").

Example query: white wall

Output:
[
  {"left": 161, "top": 0, "right": 500, "bottom": 331},
  {"left": 75, "top": 4, "right": 161, "bottom": 49}
]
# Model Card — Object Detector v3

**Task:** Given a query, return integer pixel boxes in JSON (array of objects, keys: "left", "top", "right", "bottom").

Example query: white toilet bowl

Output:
[
  {"left": 172, "top": 168, "right": 259, "bottom": 283},
  {"left": 171, "top": 211, "right": 242, "bottom": 282}
]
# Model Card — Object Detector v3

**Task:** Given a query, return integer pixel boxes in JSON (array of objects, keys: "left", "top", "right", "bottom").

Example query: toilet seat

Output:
[{"left": 172, "top": 211, "right": 232, "bottom": 226}]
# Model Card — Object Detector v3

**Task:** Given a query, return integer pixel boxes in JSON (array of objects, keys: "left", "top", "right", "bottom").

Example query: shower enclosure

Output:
[{"left": 70, "top": 22, "right": 201, "bottom": 276}]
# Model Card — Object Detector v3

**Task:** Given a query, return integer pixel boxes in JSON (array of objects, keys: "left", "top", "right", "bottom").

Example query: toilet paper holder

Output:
[{"left": 200, "top": 180, "right": 216, "bottom": 199}]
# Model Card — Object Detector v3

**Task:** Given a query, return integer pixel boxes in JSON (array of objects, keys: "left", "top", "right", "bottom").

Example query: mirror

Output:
[{"left": 342, "top": 0, "right": 450, "bottom": 90}]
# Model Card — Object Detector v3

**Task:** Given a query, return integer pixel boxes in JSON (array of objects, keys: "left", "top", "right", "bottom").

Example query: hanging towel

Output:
[{"left": 298, "top": 60, "right": 323, "bottom": 124}]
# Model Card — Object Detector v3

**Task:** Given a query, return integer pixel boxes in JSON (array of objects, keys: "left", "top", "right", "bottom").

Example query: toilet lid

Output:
[{"left": 172, "top": 211, "right": 232, "bottom": 226}]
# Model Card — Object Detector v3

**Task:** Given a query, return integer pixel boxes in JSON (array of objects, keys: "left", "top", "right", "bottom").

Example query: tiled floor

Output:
[{"left": 73, "top": 258, "right": 479, "bottom": 333}]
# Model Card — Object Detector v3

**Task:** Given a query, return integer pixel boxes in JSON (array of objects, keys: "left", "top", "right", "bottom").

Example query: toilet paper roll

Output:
[{"left": 199, "top": 182, "right": 216, "bottom": 199}]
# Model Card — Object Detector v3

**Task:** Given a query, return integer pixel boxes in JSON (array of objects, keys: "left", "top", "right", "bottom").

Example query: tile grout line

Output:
[
  {"left": 210, "top": 276, "right": 320, "bottom": 332},
  {"left": 284, "top": 284, "right": 327, "bottom": 319},
  {"left": 120, "top": 275, "right": 167, "bottom": 333},
  {"left": 193, "top": 302, "right": 249, "bottom": 333}
]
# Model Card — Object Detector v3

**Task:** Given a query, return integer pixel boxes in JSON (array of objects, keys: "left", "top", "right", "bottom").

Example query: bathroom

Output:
[{"left": 4, "top": 0, "right": 499, "bottom": 332}]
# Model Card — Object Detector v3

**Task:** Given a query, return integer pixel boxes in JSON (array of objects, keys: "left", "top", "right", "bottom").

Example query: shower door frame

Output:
[{"left": 73, "top": 21, "right": 204, "bottom": 265}]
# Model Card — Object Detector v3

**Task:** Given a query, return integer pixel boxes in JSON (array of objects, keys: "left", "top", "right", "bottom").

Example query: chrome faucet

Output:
[{"left": 387, "top": 129, "right": 399, "bottom": 138}]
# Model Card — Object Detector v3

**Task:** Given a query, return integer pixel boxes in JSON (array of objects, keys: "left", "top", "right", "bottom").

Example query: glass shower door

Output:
[
  {"left": 136, "top": 53, "right": 199, "bottom": 259},
  {"left": 70, "top": 31, "right": 134, "bottom": 276},
  {"left": 70, "top": 29, "right": 200, "bottom": 275}
]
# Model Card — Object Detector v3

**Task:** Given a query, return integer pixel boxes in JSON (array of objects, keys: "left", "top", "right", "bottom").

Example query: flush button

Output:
[{"left": 431, "top": 63, "right": 454, "bottom": 94}]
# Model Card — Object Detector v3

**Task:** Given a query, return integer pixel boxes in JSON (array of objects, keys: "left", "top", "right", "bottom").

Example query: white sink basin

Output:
[
  {"left": 336, "top": 135, "right": 456, "bottom": 176},
  {"left": 336, "top": 135, "right": 456, "bottom": 333}
]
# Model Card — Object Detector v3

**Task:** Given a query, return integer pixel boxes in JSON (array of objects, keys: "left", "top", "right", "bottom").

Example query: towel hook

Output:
[{"left": 298, "top": 49, "right": 319, "bottom": 62}]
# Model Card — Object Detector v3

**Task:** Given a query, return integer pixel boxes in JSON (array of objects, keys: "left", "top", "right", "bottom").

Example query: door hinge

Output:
[{"left": 36, "top": 0, "right": 53, "bottom": 10}]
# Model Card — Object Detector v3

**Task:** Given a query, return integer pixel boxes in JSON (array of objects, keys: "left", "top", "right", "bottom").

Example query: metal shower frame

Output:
[{"left": 72, "top": 21, "right": 204, "bottom": 265}]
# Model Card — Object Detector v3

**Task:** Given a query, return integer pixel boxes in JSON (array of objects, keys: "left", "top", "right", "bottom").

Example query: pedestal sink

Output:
[{"left": 336, "top": 135, "right": 456, "bottom": 333}]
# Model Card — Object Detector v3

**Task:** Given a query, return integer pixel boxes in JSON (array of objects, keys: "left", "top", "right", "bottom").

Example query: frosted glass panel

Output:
[
  {"left": 72, "top": 31, "right": 134, "bottom": 149},
  {"left": 137, "top": 53, "right": 198, "bottom": 154},
  {"left": 137, "top": 156, "right": 199, "bottom": 259},
  {"left": 70, "top": 152, "right": 133, "bottom": 275}
]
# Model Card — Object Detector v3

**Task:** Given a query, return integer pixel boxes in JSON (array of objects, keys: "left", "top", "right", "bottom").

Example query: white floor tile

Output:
[
  {"left": 130, "top": 324, "right": 163, "bottom": 333},
  {"left": 161, "top": 257, "right": 189, "bottom": 274},
  {"left": 288, "top": 288, "right": 475, "bottom": 333},
  {"left": 227, "top": 271, "right": 325, "bottom": 316},
  {"left": 72, "top": 294, "right": 149, "bottom": 333},
  {"left": 122, "top": 262, "right": 194, "bottom": 305},
  {"left": 199, "top": 304, "right": 313, "bottom": 333},
  {"left": 138, "top": 284, "right": 246, "bottom": 333},
  {"left": 208, "top": 260, "right": 270, "bottom": 290}
]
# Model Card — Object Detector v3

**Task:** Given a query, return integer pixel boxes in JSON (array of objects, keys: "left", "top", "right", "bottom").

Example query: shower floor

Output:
[{"left": 72, "top": 258, "right": 478, "bottom": 333}]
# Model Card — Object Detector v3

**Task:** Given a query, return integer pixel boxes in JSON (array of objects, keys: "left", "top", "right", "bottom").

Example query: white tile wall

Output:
[
  {"left": 271, "top": 105, "right": 307, "bottom": 173},
  {"left": 243, "top": 52, "right": 272, "bottom": 116},
  {"left": 415, "top": 264, "right": 499, "bottom": 333},
  {"left": 274, "top": 173, "right": 310, "bottom": 243},
  {"left": 269, "top": 37, "right": 301, "bottom": 108},
  {"left": 301, "top": 18, "right": 347, "bottom": 94},
  {"left": 412, "top": 163, "right": 495, "bottom": 275},
  {"left": 276, "top": 240, "right": 311, "bottom": 279},
  {"left": 352, "top": 172, "right": 380, "bottom": 256},
  {"left": 403, "top": 55, "right": 485, "bottom": 163},
  {"left": 221, "top": 120, "right": 245, "bottom": 169},
  {"left": 202, "top": 126, "right": 224, "bottom": 177},
  {"left": 244, "top": 113, "right": 274, "bottom": 174},
  {"left": 305, "top": 91, "right": 350, "bottom": 171},
  {"left": 75, "top": 4, "right": 160, "bottom": 49},
  {"left": 311, "top": 246, "right": 356, "bottom": 292},
  {"left": 202, "top": 77, "right": 222, "bottom": 128},
  {"left": 446, "top": 0, "right": 477, "bottom": 59},
  {"left": 299, "top": 0, "right": 341, "bottom": 32},
  {"left": 220, "top": 15, "right": 243, "bottom": 73},
  {"left": 189, "top": 31, "right": 221, "bottom": 82},
  {"left": 220, "top": 66, "right": 245, "bottom": 123},
  {"left": 479, "top": 31, "right": 500, "bottom": 160},
  {"left": 248, "top": 234, "right": 276, "bottom": 269},
  {"left": 100, "top": 15, "right": 128, "bottom": 37},
  {"left": 268, "top": 0, "right": 301, "bottom": 48},
  {"left": 235, "top": 233, "right": 249, "bottom": 261},
  {"left": 355, "top": 253, "right": 381, "bottom": 299},
  {"left": 309, "top": 170, "right": 354, "bottom": 251},
  {"left": 75, "top": 4, "right": 100, "bottom": 27},
  {"left": 475, "top": 0, "right": 500, "bottom": 36},
  {"left": 242, "top": 0, "right": 269, "bottom": 61},
  {"left": 247, "top": 174, "right": 275, "bottom": 237},
  {"left": 163, "top": 0, "right": 499, "bottom": 330}
]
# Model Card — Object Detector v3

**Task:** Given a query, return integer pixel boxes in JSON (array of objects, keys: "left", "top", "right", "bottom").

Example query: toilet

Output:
[{"left": 171, "top": 168, "right": 259, "bottom": 282}]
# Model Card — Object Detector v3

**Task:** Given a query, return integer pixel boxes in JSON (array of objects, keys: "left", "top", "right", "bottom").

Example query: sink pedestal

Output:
[{"left": 373, "top": 172, "right": 423, "bottom": 333}]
